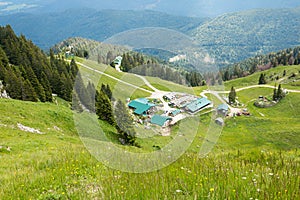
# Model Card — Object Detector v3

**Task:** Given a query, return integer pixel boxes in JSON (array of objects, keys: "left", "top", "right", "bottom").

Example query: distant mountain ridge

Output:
[
  {"left": 2, "top": 0, "right": 300, "bottom": 17},
  {"left": 192, "top": 7, "right": 300, "bottom": 66},
  {"left": 1, "top": 7, "right": 300, "bottom": 67},
  {"left": 0, "top": 8, "right": 206, "bottom": 49}
]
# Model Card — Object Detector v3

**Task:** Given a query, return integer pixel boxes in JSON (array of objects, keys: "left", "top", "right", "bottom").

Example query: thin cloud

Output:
[{"left": 0, "top": 2, "right": 12, "bottom": 7}]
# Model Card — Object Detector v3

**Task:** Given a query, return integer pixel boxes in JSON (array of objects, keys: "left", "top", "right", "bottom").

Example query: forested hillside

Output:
[
  {"left": 0, "top": 9, "right": 206, "bottom": 49},
  {"left": 52, "top": 37, "right": 129, "bottom": 65},
  {"left": 193, "top": 8, "right": 300, "bottom": 66},
  {"left": 0, "top": 25, "right": 78, "bottom": 102},
  {"left": 221, "top": 46, "right": 300, "bottom": 81}
]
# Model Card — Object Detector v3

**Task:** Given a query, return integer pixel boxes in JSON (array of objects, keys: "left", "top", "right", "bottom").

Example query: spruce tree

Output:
[
  {"left": 40, "top": 72, "right": 53, "bottom": 102},
  {"left": 228, "top": 86, "right": 236, "bottom": 104},
  {"left": 72, "top": 92, "right": 83, "bottom": 113},
  {"left": 22, "top": 78, "right": 38, "bottom": 102},
  {"left": 0, "top": 46, "right": 9, "bottom": 67},
  {"left": 0, "top": 62, "right": 6, "bottom": 82},
  {"left": 258, "top": 73, "right": 267, "bottom": 84},
  {"left": 95, "top": 90, "right": 115, "bottom": 125},
  {"left": 86, "top": 81, "right": 96, "bottom": 111},
  {"left": 74, "top": 71, "right": 89, "bottom": 109},
  {"left": 114, "top": 99, "right": 136, "bottom": 145},
  {"left": 26, "top": 65, "right": 46, "bottom": 102},
  {"left": 273, "top": 84, "right": 277, "bottom": 101},
  {"left": 101, "top": 84, "right": 113, "bottom": 100},
  {"left": 5, "top": 69, "right": 22, "bottom": 99},
  {"left": 277, "top": 84, "right": 284, "bottom": 100}
]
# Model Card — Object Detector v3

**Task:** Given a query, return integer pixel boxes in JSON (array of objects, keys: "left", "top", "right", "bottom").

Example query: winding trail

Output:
[
  {"left": 76, "top": 62, "right": 153, "bottom": 94},
  {"left": 134, "top": 74, "right": 159, "bottom": 92},
  {"left": 78, "top": 60, "right": 300, "bottom": 115}
]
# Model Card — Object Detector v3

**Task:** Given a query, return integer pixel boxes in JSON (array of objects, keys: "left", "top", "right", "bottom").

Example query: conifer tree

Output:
[
  {"left": 114, "top": 99, "right": 136, "bottom": 145},
  {"left": 277, "top": 84, "right": 283, "bottom": 100},
  {"left": 22, "top": 78, "right": 38, "bottom": 102},
  {"left": 228, "top": 86, "right": 236, "bottom": 104},
  {"left": 95, "top": 90, "right": 115, "bottom": 125},
  {"left": 86, "top": 81, "right": 96, "bottom": 111},
  {"left": 5, "top": 69, "right": 22, "bottom": 99},
  {"left": 101, "top": 84, "right": 113, "bottom": 100},
  {"left": 273, "top": 84, "right": 278, "bottom": 101},
  {"left": 72, "top": 92, "right": 83, "bottom": 113},
  {"left": 258, "top": 73, "right": 267, "bottom": 84},
  {"left": 40, "top": 72, "right": 53, "bottom": 102}
]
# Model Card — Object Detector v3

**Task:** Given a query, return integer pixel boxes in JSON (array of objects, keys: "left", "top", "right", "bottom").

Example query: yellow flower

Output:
[
  {"left": 233, "top": 189, "right": 236, "bottom": 193},
  {"left": 210, "top": 188, "right": 214, "bottom": 192}
]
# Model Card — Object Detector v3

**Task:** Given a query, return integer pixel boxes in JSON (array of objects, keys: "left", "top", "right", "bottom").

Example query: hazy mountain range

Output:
[
  {"left": 1, "top": 0, "right": 300, "bottom": 17},
  {"left": 1, "top": 1, "right": 300, "bottom": 66},
  {"left": 1, "top": 6, "right": 300, "bottom": 66},
  {"left": 0, "top": 9, "right": 206, "bottom": 49}
]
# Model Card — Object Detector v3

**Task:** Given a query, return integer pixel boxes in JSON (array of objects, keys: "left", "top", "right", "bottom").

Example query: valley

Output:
[
  {"left": 1, "top": 57, "right": 300, "bottom": 198},
  {"left": 0, "top": 3, "right": 300, "bottom": 198}
]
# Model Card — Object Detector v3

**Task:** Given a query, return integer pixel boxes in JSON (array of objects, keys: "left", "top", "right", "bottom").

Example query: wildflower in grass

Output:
[
  {"left": 176, "top": 189, "right": 182, "bottom": 193},
  {"left": 232, "top": 189, "right": 236, "bottom": 193},
  {"left": 210, "top": 188, "right": 214, "bottom": 192},
  {"left": 242, "top": 177, "right": 247, "bottom": 180},
  {"left": 268, "top": 173, "right": 274, "bottom": 176},
  {"left": 257, "top": 188, "right": 261, "bottom": 192}
]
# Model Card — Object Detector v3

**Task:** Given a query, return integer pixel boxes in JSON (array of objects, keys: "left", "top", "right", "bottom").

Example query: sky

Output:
[{"left": 1, "top": 0, "right": 300, "bottom": 17}]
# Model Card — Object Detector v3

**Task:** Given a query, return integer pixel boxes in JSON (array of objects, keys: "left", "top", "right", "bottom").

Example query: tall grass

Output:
[{"left": 0, "top": 146, "right": 298, "bottom": 199}]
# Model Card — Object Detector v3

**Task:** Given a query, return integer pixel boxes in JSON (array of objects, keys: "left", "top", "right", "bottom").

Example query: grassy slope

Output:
[
  {"left": 0, "top": 63, "right": 300, "bottom": 199},
  {"left": 224, "top": 65, "right": 300, "bottom": 90}
]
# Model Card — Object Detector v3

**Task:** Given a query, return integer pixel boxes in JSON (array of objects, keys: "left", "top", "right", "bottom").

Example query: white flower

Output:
[
  {"left": 176, "top": 189, "right": 182, "bottom": 193},
  {"left": 269, "top": 173, "right": 274, "bottom": 176},
  {"left": 242, "top": 177, "right": 247, "bottom": 180}
]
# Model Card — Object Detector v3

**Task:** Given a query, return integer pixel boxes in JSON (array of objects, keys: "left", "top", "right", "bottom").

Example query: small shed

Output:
[
  {"left": 217, "top": 104, "right": 229, "bottom": 116},
  {"left": 185, "top": 97, "right": 211, "bottom": 114},
  {"left": 171, "top": 109, "right": 181, "bottom": 117},
  {"left": 113, "top": 56, "right": 123, "bottom": 72},
  {"left": 215, "top": 117, "right": 225, "bottom": 126},
  {"left": 151, "top": 115, "right": 172, "bottom": 127}
]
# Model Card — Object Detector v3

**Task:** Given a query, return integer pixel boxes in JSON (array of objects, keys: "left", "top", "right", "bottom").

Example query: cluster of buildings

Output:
[
  {"left": 128, "top": 98, "right": 172, "bottom": 128},
  {"left": 127, "top": 92, "right": 213, "bottom": 129},
  {"left": 163, "top": 92, "right": 212, "bottom": 114}
]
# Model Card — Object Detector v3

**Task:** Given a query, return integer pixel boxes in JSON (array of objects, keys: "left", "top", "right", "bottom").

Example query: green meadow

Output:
[
  {"left": 224, "top": 65, "right": 300, "bottom": 90},
  {"left": 0, "top": 62, "right": 299, "bottom": 199}
]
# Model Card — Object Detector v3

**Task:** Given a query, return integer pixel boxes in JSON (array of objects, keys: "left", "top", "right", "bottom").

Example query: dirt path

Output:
[
  {"left": 234, "top": 84, "right": 300, "bottom": 93},
  {"left": 79, "top": 60, "right": 300, "bottom": 116},
  {"left": 134, "top": 74, "right": 159, "bottom": 92},
  {"left": 76, "top": 62, "right": 153, "bottom": 94}
]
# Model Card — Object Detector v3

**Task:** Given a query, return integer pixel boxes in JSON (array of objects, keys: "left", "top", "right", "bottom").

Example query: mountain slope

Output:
[
  {"left": 1, "top": 62, "right": 300, "bottom": 198},
  {"left": 2, "top": 0, "right": 300, "bottom": 17},
  {"left": 192, "top": 8, "right": 300, "bottom": 66},
  {"left": 0, "top": 25, "right": 80, "bottom": 103},
  {"left": 0, "top": 9, "right": 207, "bottom": 49}
]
